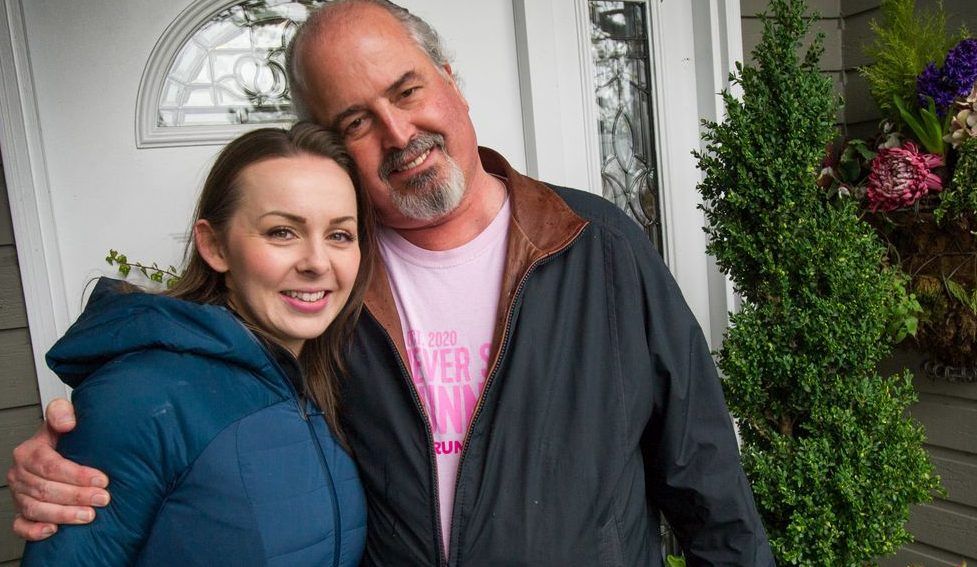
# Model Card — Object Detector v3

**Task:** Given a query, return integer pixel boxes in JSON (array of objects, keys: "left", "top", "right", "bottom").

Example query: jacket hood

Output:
[{"left": 47, "top": 278, "right": 280, "bottom": 390}]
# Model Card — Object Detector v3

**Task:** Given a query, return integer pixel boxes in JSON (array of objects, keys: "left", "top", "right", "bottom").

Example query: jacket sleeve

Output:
[
  {"left": 624, "top": 227, "right": 775, "bottom": 566},
  {"left": 22, "top": 357, "right": 184, "bottom": 566}
]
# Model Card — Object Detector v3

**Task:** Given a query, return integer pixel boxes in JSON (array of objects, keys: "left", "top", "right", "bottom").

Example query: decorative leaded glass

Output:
[
  {"left": 158, "top": 0, "right": 326, "bottom": 127},
  {"left": 589, "top": 1, "right": 663, "bottom": 253}
]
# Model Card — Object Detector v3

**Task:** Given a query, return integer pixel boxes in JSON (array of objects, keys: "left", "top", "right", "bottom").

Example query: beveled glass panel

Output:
[
  {"left": 158, "top": 0, "right": 326, "bottom": 128},
  {"left": 589, "top": 0, "right": 663, "bottom": 253}
]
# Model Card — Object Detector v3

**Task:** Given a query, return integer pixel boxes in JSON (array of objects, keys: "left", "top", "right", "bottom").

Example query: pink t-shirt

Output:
[{"left": 377, "top": 196, "right": 510, "bottom": 553}]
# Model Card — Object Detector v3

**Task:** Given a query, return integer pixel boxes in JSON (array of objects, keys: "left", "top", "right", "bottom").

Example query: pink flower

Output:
[{"left": 865, "top": 141, "right": 944, "bottom": 212}]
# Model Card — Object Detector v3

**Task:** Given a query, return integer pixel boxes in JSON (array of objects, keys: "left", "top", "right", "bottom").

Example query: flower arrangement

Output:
[{"left": 821, "top": 0, "right": 977, "bottom": 375}]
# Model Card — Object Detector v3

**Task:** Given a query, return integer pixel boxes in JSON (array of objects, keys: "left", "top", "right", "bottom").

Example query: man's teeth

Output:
[
  {"left": 397, "top": 149, "right": 431, "bottom": 172},
  {"left": 283, "top": 290, "right": 326, "bottom": 302}
]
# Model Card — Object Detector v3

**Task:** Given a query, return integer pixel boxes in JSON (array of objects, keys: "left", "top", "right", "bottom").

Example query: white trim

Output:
[
  {"left": 691, "top": 0, "right": 745, "bottom": 348},
  {"left": 0, "top": 0, "right": 70, "bottom": 407},
  {"left": 135, "top": 0, "right": 295, "bottom": 149},
  {"left": 511, "top": 0, "right": 600, "bottom": 193},
  {"left": 644, "top": 0, "right": 714, "bottom": 334}
]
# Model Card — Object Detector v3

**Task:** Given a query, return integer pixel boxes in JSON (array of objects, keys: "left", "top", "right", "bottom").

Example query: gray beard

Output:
[{"left": 389, "top": 155, "right": 465, "bottom": 221}]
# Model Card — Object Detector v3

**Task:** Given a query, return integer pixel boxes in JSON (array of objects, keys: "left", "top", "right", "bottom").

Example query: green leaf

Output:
[
  {"left": 666, "top": 555, "right": 686, "bottom": 567},
  {"left": 945, "top": 280, "right": 977, "bottom": 313}
]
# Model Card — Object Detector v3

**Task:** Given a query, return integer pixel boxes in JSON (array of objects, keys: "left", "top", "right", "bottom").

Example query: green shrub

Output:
[{"left": 695, "top": 0, "right": 942, "bottom": 563}]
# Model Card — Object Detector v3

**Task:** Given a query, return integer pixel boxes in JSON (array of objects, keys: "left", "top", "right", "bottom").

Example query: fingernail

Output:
[
  {"left": 41, "top": 526, "right": 56, "bottom": 536},
  {"left": 54, "top": 416, "right": 76, "bottom": 427},
  {"left": 92, "top": 493, "right": 109, "bottom": 506},
  {"left": 75, "top": 510, "right": 94, "bottom": 522},
  {"left": 90, "top": 476, "right": 108, "bottom": 488}
]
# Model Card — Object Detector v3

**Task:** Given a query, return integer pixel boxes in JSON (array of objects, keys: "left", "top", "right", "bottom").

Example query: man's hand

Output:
[{"left": 7, "top": 398, "right": 110, "bottom": 541}]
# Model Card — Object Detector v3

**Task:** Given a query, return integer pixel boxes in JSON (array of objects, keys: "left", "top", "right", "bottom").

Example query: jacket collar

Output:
[{"left": 363, "top": 147, "right": 589, "bottom": 369}]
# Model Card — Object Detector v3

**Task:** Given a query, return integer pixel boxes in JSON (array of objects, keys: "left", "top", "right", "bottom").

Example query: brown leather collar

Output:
[{"left": 364, "top": 147, "right": 589, "bottom": 372}]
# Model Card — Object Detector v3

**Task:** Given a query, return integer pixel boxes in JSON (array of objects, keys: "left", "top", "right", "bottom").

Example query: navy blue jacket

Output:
[
  {"left": 346, "top": 149, "right": 773, "bottom": 566},
  {"left": 23, "top": 279, "right": 366, "bottom": 566}
]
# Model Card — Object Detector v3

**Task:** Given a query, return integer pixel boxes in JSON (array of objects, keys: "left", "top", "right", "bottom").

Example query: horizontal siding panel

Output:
[
  {"left": 842, "top": 0, "right": 879, "bottom": 17},
  {"left": 0, "top": 405, "right": 43, "bottom": 488},
  {"left": 742, "top": 0, "right": 840, "bottom": 18},
  {"left": 915, "top": 375, "right": 977, "bottom": 402},
  {"left": 741, "top": 17, "right": 843, "bottom": 71},
  {"left": 907, "top": 501, "right": 977, "bottom": 560},
  {"left": 878, "top": 540, "right": 971, "bottom": 567},
  {"left": 0, "top": 246, "right": 27, "bottom": 330},
  {"left": 912, "top": 396, "right": 977, "bottom": 454},
  {"left": 929, "top": 446, "right": 977, "bottom": 509},
  {"left": 842, "top": 71, "right": 881, "bottom": 124},
  {"left": 0, "top": 496, "right": 25, "bottom": 563},
  {"left": 842, "top": 9, "right": 877, "bottom": 69},
  {"left": 0, "top": 176, "right": 11, "bottom": 247},
  {"left": 0, "top": 329, "right": 38, "bottom": 410},
  {"left": 843, "top": 119, "right": 880, "bottom": 140}
]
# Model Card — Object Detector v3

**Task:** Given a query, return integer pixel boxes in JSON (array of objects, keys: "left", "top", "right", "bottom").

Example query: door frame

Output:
[
  {"left": 512, "top": 0, "right": 744, "bottom": 349},
  {"left": 0, "top": 0, "right": 71, "bottom": 407}
]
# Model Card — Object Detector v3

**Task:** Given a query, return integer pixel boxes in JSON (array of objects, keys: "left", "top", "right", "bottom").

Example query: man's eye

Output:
[
  {"left": 344, "top": 117, "right": 366, "bottom": 136},
  {"left": 401, "top": 86, "right": 419, "bottom": 99}
]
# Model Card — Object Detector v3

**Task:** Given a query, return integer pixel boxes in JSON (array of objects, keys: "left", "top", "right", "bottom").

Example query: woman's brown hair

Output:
[{"left": 167, "top": 121, "right": 376, "bottom": 446}]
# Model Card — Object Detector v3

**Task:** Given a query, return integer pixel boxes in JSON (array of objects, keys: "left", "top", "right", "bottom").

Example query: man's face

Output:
[{"left": 300, "top": 5, "right": 479, "bottom": 230}]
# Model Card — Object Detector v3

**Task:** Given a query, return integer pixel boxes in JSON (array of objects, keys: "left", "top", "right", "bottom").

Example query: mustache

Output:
[{"left": 378, "top": 132, "right": 446, "bottom": 181}]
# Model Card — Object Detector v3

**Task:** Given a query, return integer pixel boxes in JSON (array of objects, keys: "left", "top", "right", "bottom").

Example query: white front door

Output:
[{"left": 2, "top": 0, "right": 741, "bottom": 406}]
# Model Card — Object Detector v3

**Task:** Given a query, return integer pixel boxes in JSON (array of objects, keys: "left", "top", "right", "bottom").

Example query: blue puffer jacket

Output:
[{"left": 22, "top": 279, "right": 366, "bottom": 567}]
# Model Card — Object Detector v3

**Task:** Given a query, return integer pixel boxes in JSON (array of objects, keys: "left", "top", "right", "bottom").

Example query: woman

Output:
[{"left": 22, "top": 122, "right": 375, "bottom": 566}]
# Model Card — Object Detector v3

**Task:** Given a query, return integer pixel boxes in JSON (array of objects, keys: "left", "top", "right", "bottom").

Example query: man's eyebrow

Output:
[
  {"left": 331, "top": 104, "right": 367, "bottom": 131},
  {"left": 384, "top": 70, "right": 421, "bottom": 99},
  {"left": 330, "top": 70, "right": 422, "bottom": 130}
]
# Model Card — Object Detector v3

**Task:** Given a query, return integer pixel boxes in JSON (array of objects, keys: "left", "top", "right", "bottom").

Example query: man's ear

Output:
[
  {"left": 442, "top": 64, "right": 469, "bottom": 109},
  {"left": 194, "top": 219, "right": 229, "bottom": 273}
]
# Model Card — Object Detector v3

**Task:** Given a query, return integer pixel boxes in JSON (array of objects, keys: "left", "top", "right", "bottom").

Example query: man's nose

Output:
[{"left": 376, "top": 104, "right": 415, "bottom": 149}]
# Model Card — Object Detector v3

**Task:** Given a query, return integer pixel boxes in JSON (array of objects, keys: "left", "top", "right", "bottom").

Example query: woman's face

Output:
[{"left": 199, "top": 153, "right": 361, "bottom": 355}]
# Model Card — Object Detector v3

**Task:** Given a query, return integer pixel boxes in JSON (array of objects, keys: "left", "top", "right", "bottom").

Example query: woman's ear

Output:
[{"left": 194, "top": 219, "right": 229, "bottom": 273}]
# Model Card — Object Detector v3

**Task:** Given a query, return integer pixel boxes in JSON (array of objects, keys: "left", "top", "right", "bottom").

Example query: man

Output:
[{"left": 8, "top": 1, "right": 774, "bottom": 564}]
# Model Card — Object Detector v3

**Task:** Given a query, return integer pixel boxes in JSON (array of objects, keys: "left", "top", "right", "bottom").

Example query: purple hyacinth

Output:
[
  {"left": 917, "top": 62, "right": 955, "bottom": 112},
  {"left": 916, "top": 38, "right": 977, "bottom": 115},
  {"left": 944, "top": 38, "right": 977, "bottom": 97}
]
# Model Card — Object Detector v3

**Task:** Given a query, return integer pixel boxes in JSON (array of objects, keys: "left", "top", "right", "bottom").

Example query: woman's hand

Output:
[{"left": 7, "top": 398, "right": 110, "bottom": 540}]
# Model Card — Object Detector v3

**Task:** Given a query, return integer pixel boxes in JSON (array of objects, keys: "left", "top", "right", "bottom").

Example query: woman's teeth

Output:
[{"left": 283, "top": 290, "right": 326, "bottom": 302}]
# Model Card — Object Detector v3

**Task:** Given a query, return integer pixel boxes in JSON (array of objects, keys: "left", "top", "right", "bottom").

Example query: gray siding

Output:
[
  {"left": 740, "top": 1, "right": 977, "bottom": 564},
  {"left": 0, "top": 156, "right": 41, "bottom": 564}
]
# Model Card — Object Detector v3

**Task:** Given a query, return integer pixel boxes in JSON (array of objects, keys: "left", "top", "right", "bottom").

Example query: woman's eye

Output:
[
  {"left": 268, "top": 227, "right": 296, "bottom": 240},
  {"left": 329, "top": 231, "right": 356, "bottom": 243}
]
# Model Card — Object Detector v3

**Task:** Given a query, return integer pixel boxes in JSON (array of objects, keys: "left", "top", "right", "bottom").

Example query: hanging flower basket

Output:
[{"left": 866, "top": 199, "right": 977, "bottom": 373}]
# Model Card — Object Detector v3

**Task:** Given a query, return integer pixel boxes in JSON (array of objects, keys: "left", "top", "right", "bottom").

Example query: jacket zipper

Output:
[
  {"left": 372, "top": 323, "right": 447, "bottom": 566},
  {"left": 305, "top": 405, "right": 343, "bottom": 567},
  {"left": 447, "top": 224, "right": 587, "bottom": 566},
  {"left": 239, "top": 323, "right": 343, "bottom": 567}
]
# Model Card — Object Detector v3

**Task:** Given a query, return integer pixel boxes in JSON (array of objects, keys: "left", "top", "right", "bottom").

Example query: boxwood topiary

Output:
[{"left": 695, "top": 0, "right": 942, "bottom": 563}]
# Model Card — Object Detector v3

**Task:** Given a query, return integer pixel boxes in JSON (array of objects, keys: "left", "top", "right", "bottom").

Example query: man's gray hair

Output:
[{"left": 287, "top": 0, "right": 453, "bottom": 121}]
